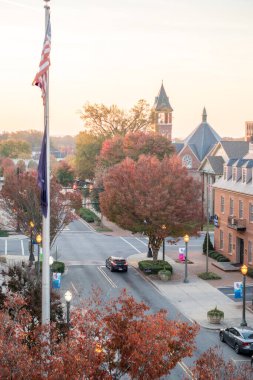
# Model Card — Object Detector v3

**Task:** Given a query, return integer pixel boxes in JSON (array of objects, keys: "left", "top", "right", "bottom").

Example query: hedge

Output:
[
  {"left": 79, "top": 207, "right": 100, "bottom": 223},
  {"left": 138, "top": 260, "right": 173, "bottom": 275},
  {"left": 203, "top": 250, "right": 230, "bottom": 262},
  {"left": 35, "top": 260, "right": 65, "bottom": 274}
]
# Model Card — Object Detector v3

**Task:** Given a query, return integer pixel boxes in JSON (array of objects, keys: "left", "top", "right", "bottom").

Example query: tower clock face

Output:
[{"left": 182, "top": 154, "right": 192, "bottom": 169}]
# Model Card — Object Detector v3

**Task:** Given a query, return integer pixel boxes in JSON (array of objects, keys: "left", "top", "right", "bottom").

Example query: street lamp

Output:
[
  {"left": 161, "top": 225, "right": 166, "bottom": 261},
  {"left": 65, "top": 290, "right": 72, "bottom": 327},
  {"left": 29, "top": 221, "right": 35, "bottom": 265},
  {"left": 49, "top": 255, "right": 54, "bottom": 288},
  {"left": 183, "top": 234, "right": 190, "bottom": 283},
  {"left": 36, "top": 234, "right": 42, "bottom": 278},
  {"left": 240, "top": 264, "right": 248, "bottom": 327}
]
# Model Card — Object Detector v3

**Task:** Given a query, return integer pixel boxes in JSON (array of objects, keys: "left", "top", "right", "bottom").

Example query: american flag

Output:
[{"left": 33, "top": 16, "right": 51, "bottom": 105}]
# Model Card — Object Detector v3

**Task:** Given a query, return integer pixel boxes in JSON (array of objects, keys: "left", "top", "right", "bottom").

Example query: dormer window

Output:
[
  {"left": 224, "top": 166, "right": 227, "bottom": 180},
  {"left": 182, "top": 155, "right": 192, "bottom": 169},
  {"left": 242, "top": 169, "right": 247, "bottom": 183},
  {"left": 232, "top": 167, "right": 236, "bottom": 181}
]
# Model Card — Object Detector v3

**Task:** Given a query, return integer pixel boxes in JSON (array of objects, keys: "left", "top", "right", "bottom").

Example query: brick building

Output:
[{"left": 213, "top": 154, "right": 253, "bottom": 266}]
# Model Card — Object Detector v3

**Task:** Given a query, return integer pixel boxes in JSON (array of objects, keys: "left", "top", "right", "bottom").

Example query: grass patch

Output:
[
  {"left": 198, "top": 272, "right": 221, "bottom": 280},
  {"left": 92, "top": 224, "right": 113, "bottom": 233},
  {"left": 202, "top": 224, "right": 215, "bottom": 232}
]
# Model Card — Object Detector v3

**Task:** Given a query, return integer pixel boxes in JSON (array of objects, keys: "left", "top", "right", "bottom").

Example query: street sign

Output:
[
  {"left": 234, "top": 282, "right": 242, "bottom": 298},
  {"left": 52, "top": 273, "right": 61, "bottom": 289},
  {"left": 213, "top": 214, "right": 219, "bottom": 228}
]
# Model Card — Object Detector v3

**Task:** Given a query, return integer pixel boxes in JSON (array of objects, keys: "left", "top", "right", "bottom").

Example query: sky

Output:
[{"left": 1, "top": 0, "right": 253, "bottom": 139}]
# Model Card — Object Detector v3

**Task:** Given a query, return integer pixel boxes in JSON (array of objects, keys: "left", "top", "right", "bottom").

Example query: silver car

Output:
[{"left": 219, "top": 327, "right": 253, "bottom": 355}]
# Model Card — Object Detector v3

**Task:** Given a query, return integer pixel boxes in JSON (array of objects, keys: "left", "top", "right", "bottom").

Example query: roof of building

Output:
[
  {"left": 173, "top": 142, "right": 184, "bottom": 153},
  {"left": 206, "top": 156, "right": 224, "bottom": 175},
  {"left": 153, "top": 83, "right": 173, "bottom": 112},
  {"left": 183, "top": 108, "right": 221, "bottom": 161},
  {"left": 220, "top": 141, "right": 249, "bottom": 159}
]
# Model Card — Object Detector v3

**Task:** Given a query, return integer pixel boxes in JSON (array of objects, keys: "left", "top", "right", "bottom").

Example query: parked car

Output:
[
  {"left": 105, "top": 256, "right": 128, "bottom": 272},
  {"left": 219, "top": 327, "right": 253, "bottom": 355}
]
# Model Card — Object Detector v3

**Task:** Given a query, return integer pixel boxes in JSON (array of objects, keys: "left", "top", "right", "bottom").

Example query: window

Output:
[
  {"left": 182, "top": 155, "right": 192, "bottom": 169},
  {"left": 228, "top": 233, "right": 232, "bottom": 254},
  {"left": 223, "top": 166, "right": 227, "bottom": 180},
  {"left": 229, "top": 198, "right": 234, "bottom": 216},
  {"left": 221, "top": 196, "right": 225, "bottom": 213},
  {"left": 239, "top": 200, "right": 243, "bottom": 219},
  {"left": 232, "top": 167, "right": 236, "bottom": 181},
  {"left": 242, "top": 169, "right": 247, "bottom": 183},
  {"left": 220, "top": 230, "right": 224, "bottom": 249},
  {"left": 249, "top": 203, "right": 253, "bottom": 222},
  {"left": 248, "top": 241, "right": 253, "bottom": 264}
]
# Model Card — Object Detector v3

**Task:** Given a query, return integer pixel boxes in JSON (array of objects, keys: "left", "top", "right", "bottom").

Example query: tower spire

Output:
[{"left": 202, "top": 107, "right": 207, "bottom": 122}]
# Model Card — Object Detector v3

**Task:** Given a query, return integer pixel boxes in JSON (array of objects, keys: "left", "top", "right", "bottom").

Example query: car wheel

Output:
[
  {"left": 124, "top": 269, "right": 128, "bottom": 272},
  {"left": 219, "top": 332, "right": 225, "bottom": 342},
  {"left": 234, "top": 343, "right": 240, "bottom": 354},
  {"left": 251, "top": 359, "right": 253, "bottom": 369},
  {"left": 110, "top": 266, "right": 114, "bottom": 272}
]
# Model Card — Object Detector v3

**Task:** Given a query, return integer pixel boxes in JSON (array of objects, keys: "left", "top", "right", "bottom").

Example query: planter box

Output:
[
  {"left": 158, "top": 271, "right": 172, "bottom": 281},
  {"left": 207, "top": 315, "right": 223, "bottom": 324}
]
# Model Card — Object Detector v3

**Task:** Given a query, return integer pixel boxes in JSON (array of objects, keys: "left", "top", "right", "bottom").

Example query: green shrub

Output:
[
  {"left": 51, "top": 261, "right": 65, "bottom": 274},
  {"left": 138, "top": 260, "right": 173, "bottom": 275},
  {"left": 198, "top": 272, "right": 222, "bottom": 280},
  {"left": 216, "top": 256, "right": 230, "bottom": 262},
  {"left": 203, "top": 232, "right": 214, "bottom": 254},
  {"left": 35, "top": 260, "right": 65, "bottom": 274},
  {"left": 0, "top": 230, "right": 9, "bottom": 237},
  {"left": 247, "top": 268, "right": 253, "bottom": 278},
  {"left": 79, "top": 207, "right": 100, "bottom": 223}
]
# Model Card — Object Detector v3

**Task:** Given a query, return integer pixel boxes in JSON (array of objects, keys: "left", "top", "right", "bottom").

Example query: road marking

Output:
[
  {"left": 120, "top": 237, "right": 142, "bottom": 253},
  {"left": 97, "top": 266, "right": 117, "bottom": 288},
  {"left": 71, "top": 281, "right": 79, "bottom": 295},
  {"left": 179, "top": 360, "right": 194, "bottom": 379},
  {"left": 78, "top": 217, "right": 97, "bottom": 232}
]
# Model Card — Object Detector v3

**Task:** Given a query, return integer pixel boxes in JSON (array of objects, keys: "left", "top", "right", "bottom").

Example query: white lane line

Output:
[
  {"left": 5, "top": 240, "right": 7, "bottom": 255},
  {"left": 135, "top": 237, "right": 148, "bottom": 246},
  {"left": 97, "top": 266, "right": 117, "bottom": 288},
  {"left": 179, "top": 360, "right": 194, "bottom": 379},
  {"left": 71, "top": 281, "right": 79, "bottom": 295},
  {"left": 78, "top": 217, "right": 97, "bottom": 232},
  {"left": 21, "top": 240, "right": 24, "bottom": 256},
  {"left": 120, "top": 237, "right": 142, "bottom": 253}
]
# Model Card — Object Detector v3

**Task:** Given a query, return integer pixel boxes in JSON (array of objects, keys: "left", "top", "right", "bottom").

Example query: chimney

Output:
[{"left": 245, "top": 121, "right": 253, "bottom": 142}]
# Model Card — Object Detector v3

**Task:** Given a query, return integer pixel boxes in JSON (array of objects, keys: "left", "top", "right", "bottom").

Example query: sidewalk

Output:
[{"left": 101, "top": 219, "right": 253, "bottom": 330}]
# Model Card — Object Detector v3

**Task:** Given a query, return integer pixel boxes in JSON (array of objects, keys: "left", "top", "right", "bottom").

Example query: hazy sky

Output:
[{"left": 1, "top": 0, "right": 253, "bottom": 139}]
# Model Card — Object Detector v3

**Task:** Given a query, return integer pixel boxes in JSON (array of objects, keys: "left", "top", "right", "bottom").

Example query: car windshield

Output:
[{"left": 241, "top": 331, "right": 253, "bottom": 339}]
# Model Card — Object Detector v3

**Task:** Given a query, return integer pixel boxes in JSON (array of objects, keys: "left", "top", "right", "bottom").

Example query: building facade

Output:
[{"left": 213, "top": 157, "right": 253, "bottom": 267}]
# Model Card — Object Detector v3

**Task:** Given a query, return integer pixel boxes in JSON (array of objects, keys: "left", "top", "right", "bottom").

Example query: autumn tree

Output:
[
  {"left": 97, "top": 131, "right": 175, "bottom": 169},
  {"left": 55, "top": 160, "right": 75, "bottom": 187},
  {"left": 0, "top": 290, "right": 199, "bottom": 379},
  {"left": 80, "top": 99, "right": 152, "bottom": 138},
  {"left": 0, "top": 139, "right": 31, "bottom": 158},
  {"left": 0, "top": 157, "right": 15, "bottom": 176},
  {"left": 75, "top": 132, "right": 104, "bottom": 180},
  {"left": 100, "top": 155, "right": 202, "bottom": 259},
  {"left": 0, "top": 171, "right": 77, "bottom": 245},
  {"left": 188, "top": 346, "right": 253, "bottom": 380}
]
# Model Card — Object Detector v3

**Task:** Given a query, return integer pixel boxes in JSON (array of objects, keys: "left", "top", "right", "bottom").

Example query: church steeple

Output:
[
  {"left": 152, "top": 83, "right": 173, "bottom": 141},
  {"left": 202, "top": 107, "right": 207, "bottom": 122}
]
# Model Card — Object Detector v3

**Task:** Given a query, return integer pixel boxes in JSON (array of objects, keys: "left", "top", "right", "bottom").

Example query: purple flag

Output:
[{"left": 38, "top": 127, "right": 48, "bottom": 217}]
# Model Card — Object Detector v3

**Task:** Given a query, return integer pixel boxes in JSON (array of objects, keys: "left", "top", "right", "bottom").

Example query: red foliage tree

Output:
[
  {"left": 188, "top": 346, "right": 253, "bottom": 380},
  {"left": 100, "top": 155, "right": 202, "bottom": 259},
  {"left": 0, "top": 290, "right": 199, "bottom": 379},
  {"left": 98, "top": 131, "right": 174, "bottom": 169},
  {"left": 0, "top": 171, "right": 76, "bottom": 244}
]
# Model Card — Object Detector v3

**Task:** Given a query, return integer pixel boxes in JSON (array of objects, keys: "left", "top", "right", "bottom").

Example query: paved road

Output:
[
  {"left": 51, "top": 220, "right": 251, "bottom": 379},
  {"left": 218, "top": 285, "right": 253, "bottom": 302}
]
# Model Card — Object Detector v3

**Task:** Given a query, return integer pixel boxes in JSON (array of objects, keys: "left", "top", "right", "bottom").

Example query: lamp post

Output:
[
  {"left": 183, "top": 234, "right": 190, "bottom": 283},
  {"left": 240, "top": 264, "right": 248, "bottom": 327},
  {"left": 29, "top": 221, "right": 35, "bottom": 265},
  {"left": 65, "top": 290, "right": 72, "bottom": 328},
  {"left": 49, "top": 255, "right": 54, "bottom": 288},
  {"left": 36, "top": 234, "right": 42, "bottom": 278},
  {"left": 161, "top": 225, "right": 166, "bottom": 261}
]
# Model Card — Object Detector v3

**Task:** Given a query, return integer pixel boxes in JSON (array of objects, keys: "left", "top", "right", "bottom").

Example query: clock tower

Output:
[{"left": 152, "top": 82, "right": 173, "bottom": 140}]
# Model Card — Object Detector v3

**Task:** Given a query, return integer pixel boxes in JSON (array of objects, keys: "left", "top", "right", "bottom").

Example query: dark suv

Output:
[{"left": 105, "top": 256, "right": 128, "bottom": 272}]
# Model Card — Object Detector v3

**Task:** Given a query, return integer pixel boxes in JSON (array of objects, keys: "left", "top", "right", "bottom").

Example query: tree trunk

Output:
[{"left": 149, "top": 235, "right": 163, "bottom": 261}]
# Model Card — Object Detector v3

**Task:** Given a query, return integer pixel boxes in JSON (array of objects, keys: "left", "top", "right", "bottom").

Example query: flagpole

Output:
[{"left": 42, "top": 0, "right": 51, "bottom": 325}]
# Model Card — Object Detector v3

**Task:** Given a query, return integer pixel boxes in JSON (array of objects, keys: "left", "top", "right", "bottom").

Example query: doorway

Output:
[{"left": 236, "top": 237, "right": 244, "bottom": 264}]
